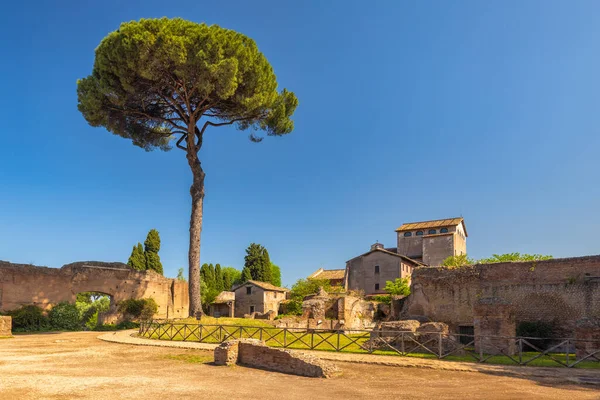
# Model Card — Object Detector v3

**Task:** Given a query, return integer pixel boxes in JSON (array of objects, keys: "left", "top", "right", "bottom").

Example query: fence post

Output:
[
  {"left": 284, "top": 328, "right": 287, "bottom": 348},
  {"left": 518, "top": 338, "right": 522, "bottom": 364},
  {"left": 311, "top": 331, "right": 314, "bottom": 349},
  {"left": 259, "top": 327, "right": 263, "bottom": 342},
  {"left": 565, "top": 339, "right": 570, "bottom": 367},
  {"left": 337, "top": 330, "right": 340, "bottom": 352},
  {"left": 438, "top": 332, "right": 443, "bottom": 358},
  {"left": 401, "top": 332, "right": 405, "bottom": 355}
]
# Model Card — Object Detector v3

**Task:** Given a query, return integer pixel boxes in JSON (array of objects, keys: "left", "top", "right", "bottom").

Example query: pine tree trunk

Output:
[{"left": 187, "top": 148, "right": 205, "bottom": 317}]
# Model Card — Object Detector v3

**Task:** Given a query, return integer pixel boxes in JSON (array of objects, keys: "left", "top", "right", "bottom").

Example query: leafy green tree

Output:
[
  {"left": 222, "top": 266, "right": 242, "bottom": 290},
  {"left": 177, "top": 268, "right": 187, "bottom": 282},
  {"left": 241, "top": 266, "right": 252, "bottom": 282},
  {"left": 478, "top": 253, "right": 553, "bottom": 263},
  {"left": 384, "top": 278, "right": 411, "bottom": 296},
  {"left": 201, "top": 263, "right": 216, "bottom": 289},
  {"left": 290, "top": 278, "right": 330, "bottom": 301},
  {"left": 215, "top": 263, "right": 224, "bottom": 292},
  {"left": 442, "top": 254, "right": 476, "bottom": 268},
  {"left": 127, "top": 243, "right": 146, "bottom": 271},
  {"left": 77, "top": 18, "right": 298, "bottom": 316},
  {"left": 270, "top": 263, "right": 282, "bottom": 287},
  {"left": 244, "top": 243, "right": 272, "bottom": 282}
]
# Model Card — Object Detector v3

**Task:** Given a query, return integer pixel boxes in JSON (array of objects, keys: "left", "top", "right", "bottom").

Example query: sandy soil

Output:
[{"left": 0, "top": 332, "right": 598, "bottom": 400}]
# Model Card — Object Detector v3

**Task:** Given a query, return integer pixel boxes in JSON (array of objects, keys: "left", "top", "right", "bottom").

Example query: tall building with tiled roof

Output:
[{"left": 396, "top": 217, "right": 467, "bottom": 266}]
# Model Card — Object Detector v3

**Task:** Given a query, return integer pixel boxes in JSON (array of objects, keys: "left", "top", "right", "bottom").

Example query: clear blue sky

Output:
[{"left": 1, "top": 1, "right": 599, "bottom": 286}]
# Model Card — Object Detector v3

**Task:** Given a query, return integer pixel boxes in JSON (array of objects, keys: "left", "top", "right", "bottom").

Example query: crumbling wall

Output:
[
  {"left": 0, "top": 261, "right": 188, "bottom": 319},
  {"left": 402, "top": 255, "right": 600, "bottom": 336},
  {"left": 214, "top": 339, "right": 339, "bottom": 378}
]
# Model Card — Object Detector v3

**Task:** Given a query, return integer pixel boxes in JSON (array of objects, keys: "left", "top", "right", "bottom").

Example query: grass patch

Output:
[
  {"left": 164, "top": 353, "right": 213, "bottom": 364},
  {"left": 0, "top": 336, "right": 13, "bottom": 339}
]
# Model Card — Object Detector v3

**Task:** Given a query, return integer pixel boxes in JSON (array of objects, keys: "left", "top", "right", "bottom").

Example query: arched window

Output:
[
  {"left": 428, "top": 229, "right": 436, "bottom": 234},
  {"left": 416, "top": 231, "right": 423, "bottom": 236},
  {"left": 440, "top": 228, "right": 448, "bottom": 233},
  {"left": 403, "top": 232, "right": 412, "bottom": 237}
]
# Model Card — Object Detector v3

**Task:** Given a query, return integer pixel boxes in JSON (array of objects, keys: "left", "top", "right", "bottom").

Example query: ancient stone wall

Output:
[
  {"left": 403, "top": 255, "right": 600, "bottom": 337},
  {"left": 214, "top": 339, "right": 339, "bottom": 378},
  {"left": 0, "top": 316, "right": 11, "bottom": 337},
  {"left": 0, "top": 261, "right": 188, "bottom": 319}
]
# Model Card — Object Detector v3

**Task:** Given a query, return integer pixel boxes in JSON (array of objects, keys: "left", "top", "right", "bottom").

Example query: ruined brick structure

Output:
[
  {"left": 403, "top": 255, "right": 600, "bottom": 337},
  {"left": 0, "top": 261, "right": 188, "bottom": 319},
  {"left": 214, "top": 339, "right": 339, "bottom": 378}
]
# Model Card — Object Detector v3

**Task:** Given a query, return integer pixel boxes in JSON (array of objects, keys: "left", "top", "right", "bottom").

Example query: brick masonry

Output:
[
  {"left": 403, "top": 255, "right": 600, "bottom": 337},
  {"left": 473, "top": 298, "right": 516, "bottom": 355},
  {"left": 214, "top": 339, "right": 339, "bottom": 378},
  {"left": 574, "top": 318, "right": 600, "bottom": 361},
  {"left": 0, "top": 316, "right": 11, "bottom": 337}
]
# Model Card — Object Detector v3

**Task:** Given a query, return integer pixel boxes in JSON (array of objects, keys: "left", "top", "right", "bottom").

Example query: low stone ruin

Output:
[
  {"left": 244, "top": 310, "right": 277, "bottom": 320},
  {"left": 575, "top": 318, "right": 600, "bottom": 361},
  {"left": 214, "top": 339, "right": 339, "bottom": 378},
  {"left": 369, "top": 320, "right": 459, "bottom": 354},
  {"left": 0, "top": 316, "right": 11, "bottom": 337}
]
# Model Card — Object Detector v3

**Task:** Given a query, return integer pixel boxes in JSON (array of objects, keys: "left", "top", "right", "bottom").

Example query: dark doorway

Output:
[{"left": 458, "top": 325, "right": 474, "bottom": 345}]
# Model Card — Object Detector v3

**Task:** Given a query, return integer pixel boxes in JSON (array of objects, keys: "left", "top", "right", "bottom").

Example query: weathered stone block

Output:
[
  {"left": 0, "top": 316, "right": 12, "bottom": 337},
  {"left": 574, "top": 318, "right": 600, "bottom": 361},
  {"left": 214, "top": 340, "right": 239, "bottom": 366},
  {"left": 474, "top": 297, "right": 516, "bottom": 356}
]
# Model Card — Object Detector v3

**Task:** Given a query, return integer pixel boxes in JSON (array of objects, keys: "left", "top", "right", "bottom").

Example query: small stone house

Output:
[
  {"left": 209, "top": 291, "right": 235, "bottom": 318},
  {"left": 308, "top": 268, "right": 346, "bottom": 287},
  {"left": 345, "top": 243, "right": 422, "bottom": 295},
  {"left": 232, "top": 280, "right": 289, "bottom": 317}
]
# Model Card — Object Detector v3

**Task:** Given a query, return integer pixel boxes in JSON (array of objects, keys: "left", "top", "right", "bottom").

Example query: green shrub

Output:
[
  {"left": 371, "top": 295, "right": 391, "bottom": 305},
  {"left": 6, "top": 305, "right": 48, "bottom": 332},
  {"left": 117, "top": 298, "right": 158, "bottom": 320},
  {"left": 517, "top": 321, "right": 556, "bottom": 351},
  {"left": 116, "top": 321, "right": 139, "bottom": 329},
  {"left": 48, "top": 302, "right": 80, "bottom": 331}
]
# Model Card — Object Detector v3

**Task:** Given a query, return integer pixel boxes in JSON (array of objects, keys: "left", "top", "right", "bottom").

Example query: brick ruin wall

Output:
[
  {"left": 0, "top": 261, "right": 189, "bottom": 319},
  {"left": 214, "top": 339, "right": 339, "bottom": 378},
  {"left": 402, "top": 255, "right": 600, "bottom": 337}
]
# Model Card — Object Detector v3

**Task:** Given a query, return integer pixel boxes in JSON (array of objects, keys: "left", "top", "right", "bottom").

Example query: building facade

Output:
[
  {"left": 396, "top": 217, "right": 467, "bottom": 266},
  {"left": 345, "top": 243, "right": 421, "bottom": 295},
  {"left": 232, "top": 280, "right": 288, "bottom": 317},
  {"left": 345, "top": 217, "right": 467, "bottom": 295}
]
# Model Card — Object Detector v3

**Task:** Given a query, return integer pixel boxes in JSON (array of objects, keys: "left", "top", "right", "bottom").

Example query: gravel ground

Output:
[{"left": 0, "top": 332, "right": 598, "bottom": 400}]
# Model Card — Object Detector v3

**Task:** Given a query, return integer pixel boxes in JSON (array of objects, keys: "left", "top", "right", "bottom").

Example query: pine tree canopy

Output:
[{"left": 77, "top": 18, "right": 298, "bottom": 150}]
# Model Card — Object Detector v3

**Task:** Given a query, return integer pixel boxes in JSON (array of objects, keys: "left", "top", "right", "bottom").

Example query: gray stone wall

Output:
[{"left": 403, "top": 255, "right": 600, "bottom": 337}]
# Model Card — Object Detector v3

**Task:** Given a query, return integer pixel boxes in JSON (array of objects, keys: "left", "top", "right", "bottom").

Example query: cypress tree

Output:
[
  {"left": 127, "top": 243, "right": 146, "bottom": 270},
  {"left": 244, "top": 243, "right": 272, "bottom": 282},
  {"left": 215, "top": 264, "right": 224, "bottom": 292},
  {"left": 223, "top": 272, "right": 232, "bottom": 291},
  {"left": 241, "top": 266, "right": 252, "bottom": 282},
  {"left": 144, "top": 229, "right": 163, "bottom": 275}
]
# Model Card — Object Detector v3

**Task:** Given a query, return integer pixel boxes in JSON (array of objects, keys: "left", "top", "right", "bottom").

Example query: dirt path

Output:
[{"left": 0, "top": 332, "right": 598, "bottom": 400}]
